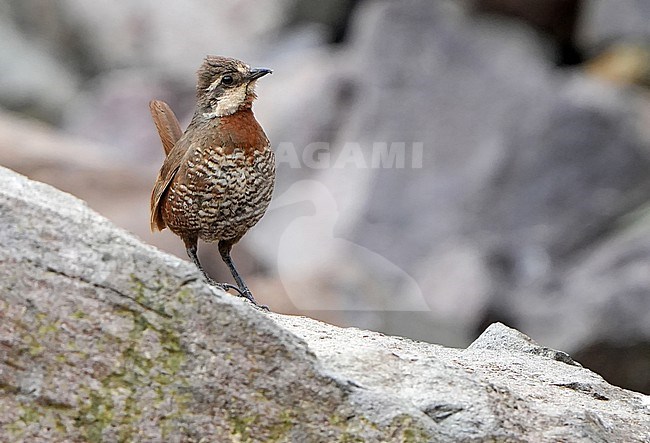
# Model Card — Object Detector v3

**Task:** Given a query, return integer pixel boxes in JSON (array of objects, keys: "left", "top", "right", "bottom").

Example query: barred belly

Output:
[{"left": 163, "top": 146, "right": 275, "bottom": 243}]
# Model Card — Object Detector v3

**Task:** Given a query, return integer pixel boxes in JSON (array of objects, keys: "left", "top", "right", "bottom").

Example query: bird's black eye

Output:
[{"left": 221, "top": 75, "right": 234, "bottom": 86}]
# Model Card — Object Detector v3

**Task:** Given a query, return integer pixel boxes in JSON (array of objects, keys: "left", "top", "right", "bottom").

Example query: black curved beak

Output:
[{"left": 248, "top": 68, "right": 273, "bottom": 81}]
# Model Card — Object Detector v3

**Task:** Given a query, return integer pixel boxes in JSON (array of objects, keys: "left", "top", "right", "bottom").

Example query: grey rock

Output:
[
  {"left": 252, "top": 0, "right": 650, "bottom": 348},
  {"left": 342, "top": 0, "right": 650, "bottom": 291},
  {"left": 1, "top": 0, "right": 292, "bottom": 74},
  {"left": 513, "top": 210, "right": 650, "bottom": 393},
  {"left": 0, "top": 16, "right": 79, "bottom": 123},
  {"left": 0, "top": 0, "right": 298, "bottom": 152},
  {"left": 522, "top": 213, "right": 650, "bottom": 350},
  {"left": 580, "top": 0, "right": 650, "bottom": 50},
  {"left": 468, "top": 322, "right": 580, "bottom": 366},
  {"left": 62, "top": 68, "right": 195, "bottom": 162},
  {"left": 1, "top": 166, "right": 649, "bottom": 442},
  {"left": 253, "top": 47, "right": 351, "bottom": 193}
]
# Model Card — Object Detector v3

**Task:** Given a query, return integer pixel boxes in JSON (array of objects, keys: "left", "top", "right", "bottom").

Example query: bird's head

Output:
[{"left": 196, "top": 55, "right": 272, "bottom": 118}]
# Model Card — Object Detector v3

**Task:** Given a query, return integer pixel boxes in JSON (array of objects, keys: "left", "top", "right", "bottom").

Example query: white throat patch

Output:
[{"left": 203, "top": 84, "right": 249, "bottom": 118}]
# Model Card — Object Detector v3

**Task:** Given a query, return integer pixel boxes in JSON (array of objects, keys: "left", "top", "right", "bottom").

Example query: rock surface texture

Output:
[{"left": 1, "top": 167, "right": 649, "bottom": 442}]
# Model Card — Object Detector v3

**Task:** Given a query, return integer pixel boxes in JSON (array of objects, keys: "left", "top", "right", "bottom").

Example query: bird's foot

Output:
[
  {"left": 205, "top": 279, "right": 268, "bottom": 311},
  {"left": 233, "top": 287, "right": 269, "bottom": 311},
  {"left": 239, "top": 289, "right": 269, "bottom": 312}
]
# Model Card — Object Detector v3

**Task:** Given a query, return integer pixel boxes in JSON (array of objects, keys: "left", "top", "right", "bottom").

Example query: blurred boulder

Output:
[
  {"left": 0, "top": 0, "right": 298, "bottom": 153},
  {"left": 250, "top": 0, "right": 650, "bottom": 360},
  {"left": 470, "top": 0, "right": 584, "bottom": 65},
  {"left": 253, "top": 47, "right": 352, "bottom": 191},
  {"left": 62, "top": 68, "right": 195, "bottom": 162},
  {"left": 344, "top": 0, "right": 650, "bottom": 345},
  {"left": 3, "top": 0, "right": 292, "bottom": 75},
  {"left": 579, "top": 0, "right": 650, "bottom": 51},
  {"left": 286, "top": 0, "right": 360, "bottom": 43},
  {"left": 514, "top": 210, "right": 650, "bottom": 394},
  {"left": 471, "top": 0, "right": 581, "bottom": 38},
  {"left": 0, "top": 15, "right": 79, "bottom": 123}
]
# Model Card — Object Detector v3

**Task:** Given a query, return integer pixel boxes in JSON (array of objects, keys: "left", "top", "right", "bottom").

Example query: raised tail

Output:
[{"left": 149, "top": 100, "right": 183, "bottom": 156}]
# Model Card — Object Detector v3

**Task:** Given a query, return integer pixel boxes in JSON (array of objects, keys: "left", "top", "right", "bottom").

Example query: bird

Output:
[{"left": 149, "top": 55, "right": 274, "bottom": 307}]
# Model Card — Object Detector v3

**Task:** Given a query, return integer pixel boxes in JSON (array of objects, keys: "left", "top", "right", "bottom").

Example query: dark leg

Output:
[
  {"left": 218, "top": 240, "right": 260, "bottom": 306},
  {"left": 183, "top": 236, "right": 240, "bottom": 294}
]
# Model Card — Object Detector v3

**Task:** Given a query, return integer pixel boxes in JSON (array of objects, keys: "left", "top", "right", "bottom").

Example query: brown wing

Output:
[
  {"left": 149, "top": 100, "right": 183, "bottom": 156},
  {"left": 150, "top": 131, "right": 192, "bottom": 232}
]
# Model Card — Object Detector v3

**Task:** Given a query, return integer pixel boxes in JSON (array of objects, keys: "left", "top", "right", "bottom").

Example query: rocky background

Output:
[{"left": 1, "top": 0, "right": 650, "bottom": 396}]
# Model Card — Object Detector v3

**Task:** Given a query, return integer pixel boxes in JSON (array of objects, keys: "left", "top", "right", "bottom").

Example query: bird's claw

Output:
[
  {"left": 238, "top": 289, "right": 269, "bottom": 311},
  {"left": 205, "top": 279, "right": 267, "bottom": 310}
]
